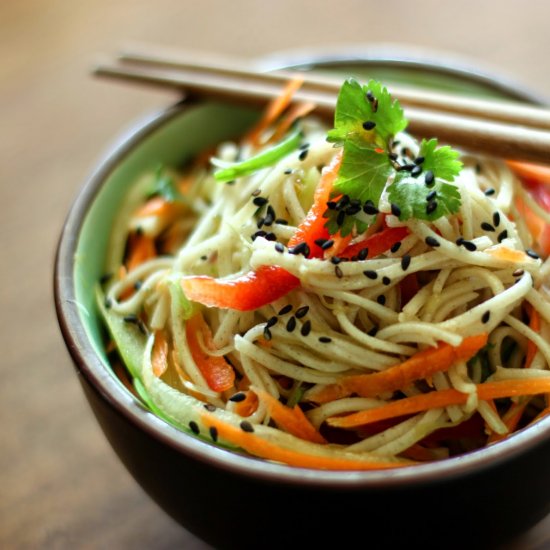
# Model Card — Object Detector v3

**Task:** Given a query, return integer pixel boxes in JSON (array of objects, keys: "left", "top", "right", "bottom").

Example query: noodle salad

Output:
[{"left": 98, "top": 78, "right": 550, "bottom": 469}]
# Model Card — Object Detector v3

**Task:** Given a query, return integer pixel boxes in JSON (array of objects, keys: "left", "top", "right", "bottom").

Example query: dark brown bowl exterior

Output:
[{"left": 55, "top": 59, "right": 550, "bottom": 549}]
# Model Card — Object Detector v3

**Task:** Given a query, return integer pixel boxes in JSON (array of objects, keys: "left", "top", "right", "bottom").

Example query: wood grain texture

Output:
[{"left": 1, "top": 1, "right": 549, "bottom": 547}]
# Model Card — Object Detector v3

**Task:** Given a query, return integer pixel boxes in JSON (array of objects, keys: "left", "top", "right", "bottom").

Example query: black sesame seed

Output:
[
  {"left": 123, "top": 314, "right": 139, "bottom": 324},
  {"left": 229, "top": 392, "right": 247, "bottom": 402},
  {"left": 426, "top": 200, "right": 438, "bottom": 215},
  {"left": 266, "top": 316, "right": 278, "bottom": 328},
  {"left": 289, "top": 242, "right": 307, "bottom": 255},
  {"left": 363, "top": 200, "right": 379, "bottom": 215},
  {"left": 526, "top": 249, "right": 540, "bottom": 259},
  {"left": 302, "top": 244, "right": 310, "bottom": 257},
  {"left": 295, "top": 306, "right": 309, "bottom": 319},
  {"left": 336, "top": 195, "right": 350, "bottom": 209},
  {"left": 204, "top": 404, "right": 216, "bottom": 412},
  {"left": 388, "top": 152, "right": 398, "bottom": 161},
  {"left": 481, "top": 222, "right": 495, "bottom": 232},
  {"left": 425, "top": 170, "right": 435, "bottom": 186},
  {"left": 411, "top": 165, "right": 423, "bottom": 177},
  {"left": 264, "top": 206, "right": 275, "bottom": 226},
  {"left": 286, "top": 316, "right": 297, "bottom": 332},
  {"left": 362, "top": 121, "right": 376, "bottom": 130},
  {"left": 456, "top": 237, "right": 465, "bottom": 246},
  {"left": 133, "top": 280, "right": 143, "bottom": 291},
  {"left": 321, "top": 239, "right": 334, "bottom": 250},
  {"left": 377, "top": 295, "right": 386, "bottom": 305},
  {"left": 284, "top": 168, "right": 293, "bottom": 175},
  {"left": 319, "top": 336, "right": 332, "bottom": 343},
  {"left": 275, "top": 218, "right": 288, "bottom": 225},
  {"left": 484, "top": 188, "right": 496, "bottom": 196},
  {"left": 330, "top": 256, "right": 342, "bottom": 265},
  {"left": 257, "top": 217, "right": 265, "bottom": 229},
  {"left": 104, "top": 298, "right": 112, "bottom": 309},
  {"left": 189, "top": 421, "right": 200, "bottom": 435},
  {"left": 426, "top": 190, "right": 437, "bottom": 202},
  {"left": 326, "top": 201, "right": 337, "bottom": 210},
  {"left": 391, "top": 203, "right": 401, "bottom": 217},
  {"left": 401, "top": 254, "right": 411, "bottom": 271},
  {"left": 275, "top": 242, "right": 285, "bottom": 253},
  {"left": 314, "top": 238, "right": 328, "bottom": 248},
  {"left": 251, "top": 230, "right": 267, "bottom": 241},
  {"left": 301, "top": 320, "right": 312, "bottom": 336},
  {"left": 513, "top": 269, "right": 524, "bottom": 277},
  {"left": 482, "top": 311, "right": 491, "bottom": 324},
  {"left": 253, "top": 196, "right": 268, "bottom": 207},
  {"left": 366, "top": 90, "right": 375, "bottom": 102},
  {"left": 200, "top": 255, "right": 208, "bottom": 261},
  {"left": 334, "top": 265, "right": 343, "bottom": 278},
  {"left": 390, "top": 241, "right": 402, "bottom": 253},
  {"left": 336, "top": 210, "right": 346, "bottom": 226},
  {"left": 209, "top": 427, "right": 218, "bottom": 442},
  {"left": 415, "top": 156, "right": 425, "bottom": 165},
  {"left": 425, "top": 236, "right": 440, "bottom": 247},
  {"left": 264, "top": 232, "right": 277, "bottom": 241},
  {"left": 240, "top": 420, "right": 254, "bottom": 433},
  {"left": 299, "top": 149, "right": 309, "bottom": 161},
  {"left": 493, "top": 212, "right": 501, "bottom": 227},
  {"left": 382, "top": 276, "right": 391, "bottom": 285},
  {"left": 263, "top": 327, "right": 272, "bottom": 340},
  {"left": 299, "top": 142, "right": 310, "bottom": 150},
  {"left": 497, "top": 230, "right": 508, "bottom": 243},
  {"left": 358, "top": 248, "right": 369, "bottom": 260},
  {"left": 278, "top": 304, "right": 293, "bottom": 315},
  {"left": 463, "top": 241, "right": 477, "bottom": 252},
  {"left": 345, "top": 204, "right": 362, "bottom": 216},
  {"left": 363, "top": 270, "right": 378, "bottom": 280}
]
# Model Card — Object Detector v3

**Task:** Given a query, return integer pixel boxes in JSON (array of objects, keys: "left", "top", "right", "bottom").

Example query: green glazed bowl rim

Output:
[{"left": 54, "top": 54, "right": 550, "bottom": 488}]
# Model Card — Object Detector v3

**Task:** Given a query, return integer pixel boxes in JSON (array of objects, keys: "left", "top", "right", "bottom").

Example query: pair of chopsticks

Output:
[{"left": 94, "top": 45, "right": 550, "bottom": 164}]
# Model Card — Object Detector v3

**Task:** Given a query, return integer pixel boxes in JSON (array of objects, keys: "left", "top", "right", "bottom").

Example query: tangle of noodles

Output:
[{"left": 99, "top": 91, "right": 550, "bottom": 469}]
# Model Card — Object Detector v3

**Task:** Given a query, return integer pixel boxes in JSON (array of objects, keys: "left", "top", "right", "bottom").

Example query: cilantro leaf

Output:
[
  {"left": 420, "top": 138, "right": 463, "bottom": 181},
  {"left": 333, "top": 141, "right": 392, "bottom": 204},
  {"left": 151, "top": 166, "right": 183, "bottom": 203},
  {"left": 327, "top": 79, "right": 407, "bottom": 146},
  {"left": 387, "top": 174, "right": 462, "bottom": 221}
]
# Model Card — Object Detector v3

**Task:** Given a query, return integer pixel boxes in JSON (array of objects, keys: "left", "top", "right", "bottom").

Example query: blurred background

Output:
[{"left": 2, "top": 1, "right": 550, "bottom": 547}]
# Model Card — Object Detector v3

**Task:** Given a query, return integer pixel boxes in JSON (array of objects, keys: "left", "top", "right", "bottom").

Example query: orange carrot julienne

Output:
[
  {"left": 234, "top": 390, "right": 259, "bottom": 417},
  {"left": 328, "top": 378, "right": 550, "bottom": 429},
  {"left": 125, "top": 232, "right": 156, "bottom": 272},
  {"left": 507, "top": 160, "right": 550, "bottom": 187},
  {"left": 308, "top": 333, "right": 488, "bottom": 404},
  {"left": 255, "top": 389, "right": 326, "bottom": 444},
  {"left": 487, "top": 401, "right": 528, "bottom": 444},
  {"left": 484, "top": 246, "right": 529, "bottom": 264},
  {"left": 152, "top": 330, "right": 169, "bottom": 377},
  {"left": 269, "top": 101, "right": 316, "bottom": 143},
  {"left": 185, "top": 313, "right": 235, "bottom": 392},
  {"left": 525, "top": 305, "right": 541, "bottom": 369},
  {"left": 201, "top": 413, "right": 411, "bottom": 470},
  {"left": 134, "top": 196, "right": 175, "bottom": 218},
  {"left": 244, "top": 77, "right": 305, "bottom": 147}
]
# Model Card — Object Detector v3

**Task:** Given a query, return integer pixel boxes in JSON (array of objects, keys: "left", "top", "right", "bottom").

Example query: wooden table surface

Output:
[{"left": 2, "top": 1, "right": 550, "bottom": 548}]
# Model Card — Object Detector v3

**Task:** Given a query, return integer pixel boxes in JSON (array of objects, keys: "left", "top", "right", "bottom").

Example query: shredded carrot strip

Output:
[
  {"left": 525, "top": 304, "right": 541, "bottom": 368},
  {"left": 234, "top": 390, "right": 259, "bottom": 417},
  {"left": 126, "top": 232, "right": 156, "bottom": 272},
  {"left": 269, "top": 101, "right": 316, "bottom": 143},
  {"left": 185, "top": 313, "right": 235, "bottom": 392},
  {"left": 134, "top": 196, "right": 174, "bottom": 218},
  {"left": 201, "top": 413, "right": 411, "bottom": 470},
  {"left": 152, "top": 330, "right": 169, "bottom": 377},
  {"left": 256, "top": 389, "right": 326, "bottom": 444},
  {"left": 308, "top": 333, "right": 488, "bottom": 403},
  {"left": 507, "top": 160, "right": 550, "bottom": 187},
  {"left": 484, "top": 246, "right": 529, "bottom": 264},
  {"left": 328, "top": 378, "right": 550, "bottom": 429},
  {"left": 244, "top": 77, "right": 304, "bottom": 147}
]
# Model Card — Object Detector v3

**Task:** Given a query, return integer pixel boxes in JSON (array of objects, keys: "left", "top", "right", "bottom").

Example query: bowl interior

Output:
[{"left": 64, "top": 58, "right": 550, "bottom": 480}]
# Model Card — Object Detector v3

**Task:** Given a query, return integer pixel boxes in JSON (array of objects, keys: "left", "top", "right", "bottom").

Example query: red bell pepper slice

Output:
[{"left": 180, "top": 153, "right": 342, "bottom": 311}]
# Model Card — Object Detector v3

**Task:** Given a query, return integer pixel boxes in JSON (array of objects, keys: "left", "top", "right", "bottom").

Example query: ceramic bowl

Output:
[{"left": 55, "top": 54, "right": 550, "bottom": 549}]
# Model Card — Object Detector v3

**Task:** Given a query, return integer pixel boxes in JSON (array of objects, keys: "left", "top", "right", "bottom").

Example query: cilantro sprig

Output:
[{"left": 324, "top": 78, "right": 463, "bottom": 235}]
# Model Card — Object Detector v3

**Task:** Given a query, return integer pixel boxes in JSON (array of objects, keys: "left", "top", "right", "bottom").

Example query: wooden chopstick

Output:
[
  {"left": 93, "top": 51, "right": 550, "bottom": 164},
  {"left": 118, "top": 45, "right": 550, "bottom": 131}
]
